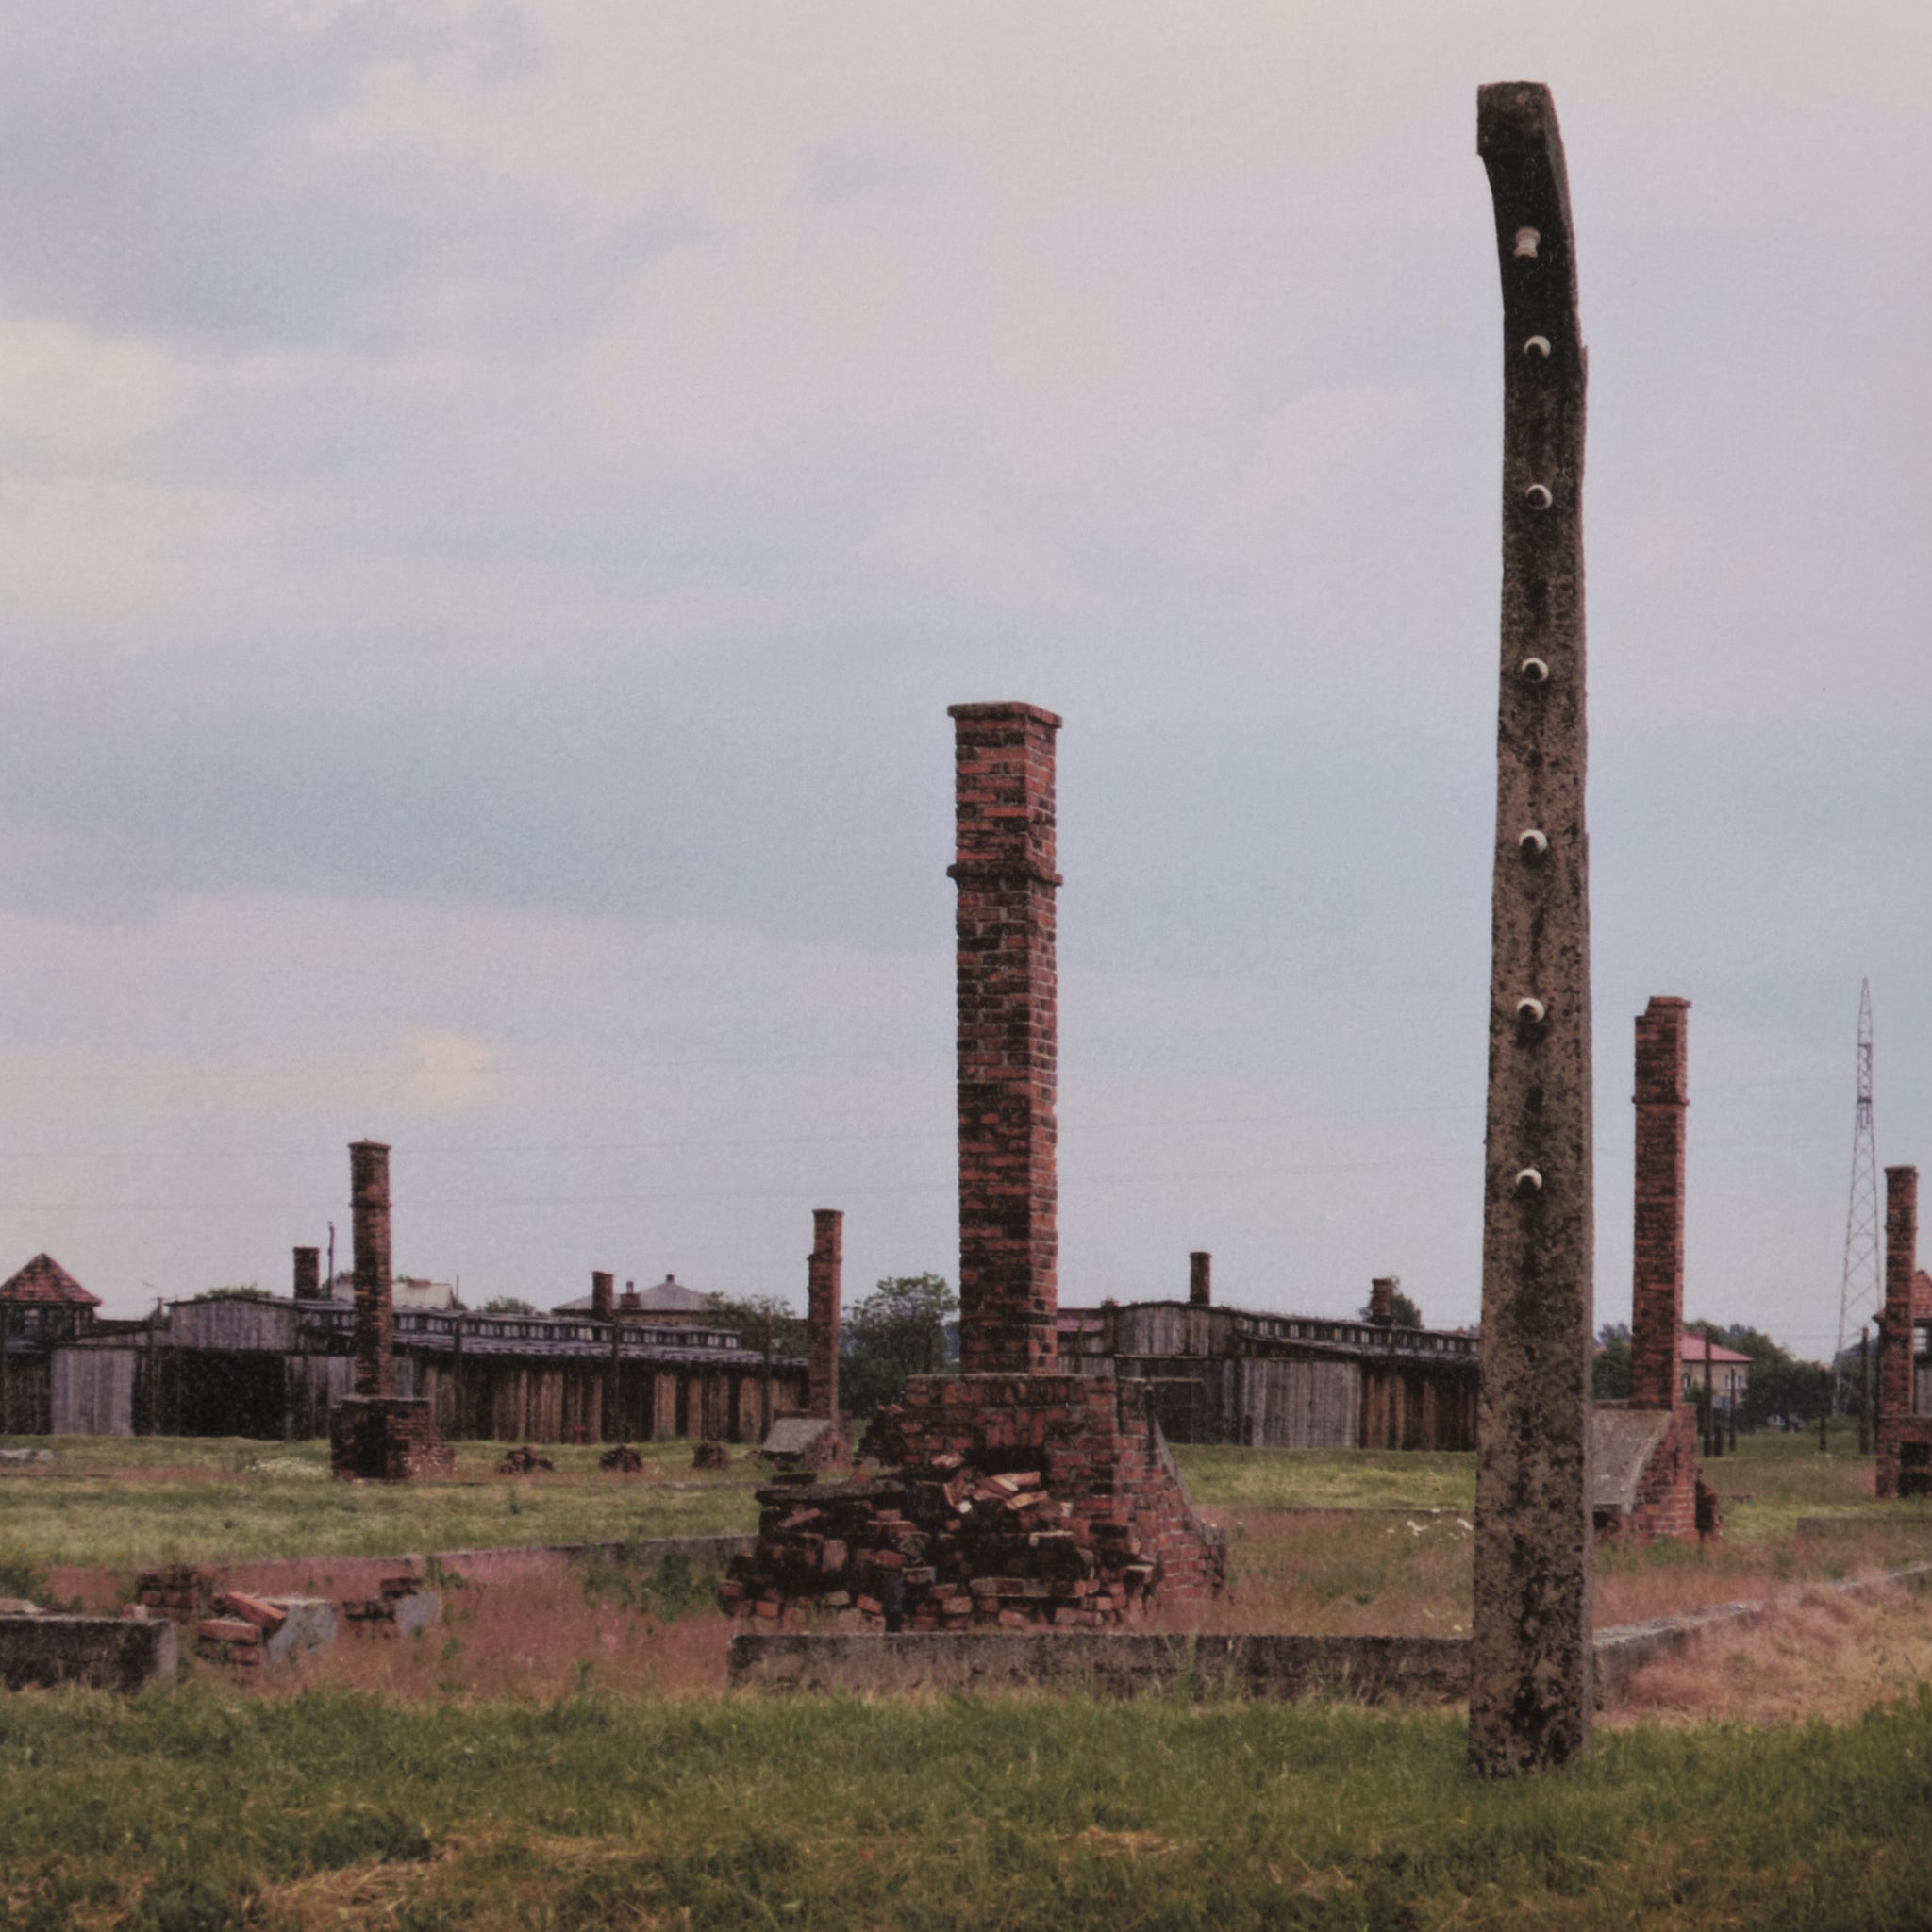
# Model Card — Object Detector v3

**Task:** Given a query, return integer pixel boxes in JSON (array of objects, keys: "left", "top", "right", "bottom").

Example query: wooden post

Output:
[
  {"left": 1702, "top": 1329, "right": 1714, "bottom": 1457},
  {"left": 1469, "top": 80, "right": 1595, "bottom": 1775},
  {"left": 1860, "top": 1325, "right": 1872, "bottom": 1457},
  {"left": 1819, "top": 1365, "right": 1831, "bottom": 1454},
  {"left": 0, "top": 1304, "right": 10, "bottom": 1435},
  {"left": 451, "top": 1307, "right": 465, "bottom": 1441}
]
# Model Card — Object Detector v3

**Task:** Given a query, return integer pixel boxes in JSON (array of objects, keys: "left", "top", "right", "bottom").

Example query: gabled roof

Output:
[
  {"left": 0, "top": 1253, "right": 100, "bottom": 1307},
  {"left": 557, "top": 1273, "right": 717, "bottom": 1315},
  {"left": 1679, "top": 1330, "right": 1751, "bottom": 1366}
]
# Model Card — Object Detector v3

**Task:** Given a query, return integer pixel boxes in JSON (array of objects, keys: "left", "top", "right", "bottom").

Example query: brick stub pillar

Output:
[
  {"left": 1369, "top": 1276, "right": 1397, "bottom": 1325},
  {"left": 591, "top": 1271, "right": 615, "bottom": 1322},
  {"left": 349, "top": 1141, "right": 394, "bottom": 1399},
  {"left": 947, "top": 700, "right": 1063, "bottom": 1375},
  {"left": 1630, "top": 997, "right": 1690, "bottom": 1409},
  {"left": 808, "top": 1208, "right": 843, "bottom": 1419},
  {"left": 1189, "top": 1252, "right": 1211, "bottom": 1308},
  {"left": 292, "top": 1246, "right": 321, "bottom": 1301}
]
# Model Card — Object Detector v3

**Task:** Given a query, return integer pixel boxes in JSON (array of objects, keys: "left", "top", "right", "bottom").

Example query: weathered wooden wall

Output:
[{"left": 50, "top": 1349, "right": 137, "bottom": 1435}]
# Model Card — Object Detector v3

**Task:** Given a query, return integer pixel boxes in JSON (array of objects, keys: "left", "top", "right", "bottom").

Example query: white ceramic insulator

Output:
[
  {"left": 1524, "top": 483, "right": 1554, "bottom": 509},
  {"left": 1516, "top": 997, "right": 1546, "bottom": 1024},
  {"left": 1524, "top": 335, "right": 1552, "bottom": 358},
  {"left": 1513, "top": 227, "right": 1540, "bottom": 259},
  {"left": 1513, "top": 1167, "right": 1543, "bottom": 1196},
  {"left": 1519, "top": 828, "right": 1549, "bottom": 858},
  {"left": 1519, "top": 658, "right": 1549, "bottom": 684}
]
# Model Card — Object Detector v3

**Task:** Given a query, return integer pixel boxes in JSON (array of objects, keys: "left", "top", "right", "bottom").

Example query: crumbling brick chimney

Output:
[
  {"left": 808, "top": 1208, "right": 843, "bottom": 1419},
  {"left": 947, "top": 701, "right": 1062, "bottom": 1375},
  {"left": 349, "top": 1141, "right": 394, "bottom": 1398},
  {"left": 292, "top": 1246, "right": 320, "bottom": 1301},
  {"left": 1369, "top": 1276, "right": 1397, "bottom": 1325},
  {"left": 1189, "top": 1251, "right": 1211, "bottom": 1307},
  {"left": 1630, "top": 997, "right": 1690, "bottom": 1409},
  {"left": 591, "top": 1270, "right": 615, "bottom": 1321}
]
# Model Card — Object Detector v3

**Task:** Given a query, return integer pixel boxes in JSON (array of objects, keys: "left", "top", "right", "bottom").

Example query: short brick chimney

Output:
[
  {"left": 349, "top": 1141, "right": 394, "bottom": 1398},
  {"left": 1630, "top": 997, "right": 1690, "bottom": 1409},
  {"left": 1189, "top": 1251, "right": 1212, "bottom": 1307},
  {"left": 947, "top": 701, "right": 1063, "bottom": 1375},
  {"left": 808, "top": 1208, "right": 843, "bottom": 1419},
  {"left": 591, "top": 1270, "right": 615, "bottom": 1321},
  {"left": 1369, "top": 1276, "right": 1397, "bottom": 1325},
  {"left": 292, "top": 1246, "right": 320, "bottom": 1301}
]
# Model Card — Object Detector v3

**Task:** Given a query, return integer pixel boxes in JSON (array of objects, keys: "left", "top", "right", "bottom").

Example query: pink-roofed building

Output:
[{"left": 1680, "top": 1331, "right": 1750, "bottom": 1410}]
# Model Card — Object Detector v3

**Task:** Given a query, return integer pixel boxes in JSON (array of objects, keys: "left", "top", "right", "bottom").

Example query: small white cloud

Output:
[{"left": 399, "top": 1027, "right": 498, "bottom": 1113}]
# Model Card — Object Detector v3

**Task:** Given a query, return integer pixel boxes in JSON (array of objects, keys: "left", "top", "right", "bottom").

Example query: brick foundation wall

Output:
[
  {"left": 329, "top": 1396, "right": 454, "bottom": 1482},
  {"left": 292, "top": 1246, "right": 320, "bottom": 1300},
  {"left": 1878, "top": 1165, "right": 1921, "bottom": 1500},
  {"left": 808, "top": 1208, "right": 842, "bottom": 1420},
  {"left": 1189, "top": 1252, "right": 1211, "bottom": 1308},
  {"left": 349, "top": 1140, "right": 394, "bottom": 1398},
  {"left": 947, "top": 702, "right": 1062, "bottom": 1375},
  {"left": 1631, "top": 997, "right": 1690, "bottom": 1409}
]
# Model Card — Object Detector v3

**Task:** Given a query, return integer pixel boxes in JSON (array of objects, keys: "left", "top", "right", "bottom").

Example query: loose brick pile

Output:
[
  {"left": 599, "top": 1443, "right": 643, "bottom": 1472},
  {"left": 722, "top": 1374, "right": 1224, "bottom": 1630},
  {"left": 497, "top": 1444, "right": 555, "bottom": 1474},
  {"left": 195, "top": 1591, "right": 287, "bottom": 1668},
  {"left": 691, "top": 1440, "right": 731, "bottom": 1470}
]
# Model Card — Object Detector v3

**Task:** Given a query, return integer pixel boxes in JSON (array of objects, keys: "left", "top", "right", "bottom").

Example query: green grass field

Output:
[
  {"left": 0, "top": 1438, "right": 762, "bottom": 1576},
  {"left": 4, "top": 1686, "right": 1932, "bottom": 1929}
]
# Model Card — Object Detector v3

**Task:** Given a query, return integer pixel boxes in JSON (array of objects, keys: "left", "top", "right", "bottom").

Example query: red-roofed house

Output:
[
  {"left": 0, "top": 1253, "right": 104, "bottom": 1433},
  {"left": 0, "top": 1253, "right": 99, "bottom": 1313},
  {"left": 1680, "top": 1330, "right": 1750, "bottom": 1411}
]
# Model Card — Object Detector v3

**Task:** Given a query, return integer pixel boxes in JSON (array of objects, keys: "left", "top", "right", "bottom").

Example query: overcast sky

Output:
[{"left": 0, "top": 1, "right": 1925, "bottom": 1358}]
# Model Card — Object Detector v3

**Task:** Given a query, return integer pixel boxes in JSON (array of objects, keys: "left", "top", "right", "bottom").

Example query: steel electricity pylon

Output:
[{"left": 1835, "top": 980, "right": 1882, "bottom": 1405}]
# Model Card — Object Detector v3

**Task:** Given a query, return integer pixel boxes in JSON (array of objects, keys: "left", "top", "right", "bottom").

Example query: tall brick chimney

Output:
[
  {"left": 591, "top": 1270, "right": 615, "bottom": 1321},
  {"left": 1369, "top": 1276, "right": 1397, "bottom": 1325},
  {"left": 1882, "top": 1165, "right": 1918, "bottom": 1441},
  {"left": 349, "top": 1141, "right": 394, "bottom": 1399},
  {"left": 292, "top": 1246, "right": 320, "bottom": 1301},
  {"left": 947, "top": 701, "right": 1062, "bottom": 1376},
  {"left": 808, "top": 1208, "right": 843, "bottom": 1419},
  {"left": 1630, "top": 997, "right": 1690, "bottom": 1409},
  {"left": 1189, "top": 1251, "right": 1211, "bottom": 1308}
]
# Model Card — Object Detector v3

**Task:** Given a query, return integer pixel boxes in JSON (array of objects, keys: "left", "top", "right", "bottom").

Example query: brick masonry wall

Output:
[
  {"left": 292, "top": 1247, "right": 321, "bottom": 1300},
  {"left": 1189, "top": 1252, "right": 1211, "bottom": 1307},
  {"left": 1631, "top": 997, "right": 1690, "bottom": 1409},
  {"left": 1623, "top": 1407, "right": 1700, "bottom": 1543},
  {"left": 808, "top": 1208, "right": 842, "bottom": 1419},
  {"left": 1369, "top": 1277, "right": 1395, "bottom": 1324},
  {"left": 947, "top": 702, "right": 1062, "bottom": 1376},
  {"left": 329, "top": 1395, "right": 454, "bottom": 1482},
  {"left": 349, "top": 1140, "right": 394, "bottom": 1399},
  {"left": 1878, "top": 1165, "right": 1921, "bottom": 1499},
  {"left": 591, "top": 1271, "right": 614, "bottom": 1321},
  {"left": 723, "top": 1374, "right": 1224, "bottom": 1629}
]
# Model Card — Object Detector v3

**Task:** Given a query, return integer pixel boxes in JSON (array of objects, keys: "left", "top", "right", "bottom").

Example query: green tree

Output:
[
  {"left": 841, "top": 1274, "right": 959, "bottom": 1417},
  {"left": 478, "top": 1296, "right": 538, "bottom": 1316},
  {"left": 191, "top": 1283, "right": 269, "bottom": 1303},
  {"left": 1687, "top": 1321, "right": 1825, "bottom": 1431},
  {"left": 1592, "top": 1322, "right": 1631, "bottom": 1399}
]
